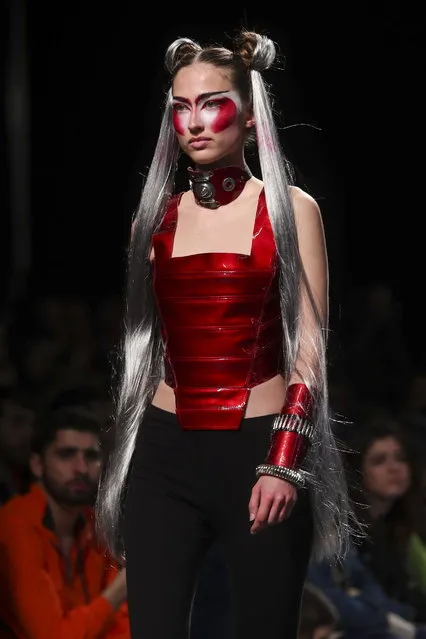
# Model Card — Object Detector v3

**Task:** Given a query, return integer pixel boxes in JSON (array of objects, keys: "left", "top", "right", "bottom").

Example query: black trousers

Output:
[
  {"left": 123, "top": 404, "right": 313, "bottom": 639},
  {"left": 190, "top": 539, "right": 233, "bottom": 639}
]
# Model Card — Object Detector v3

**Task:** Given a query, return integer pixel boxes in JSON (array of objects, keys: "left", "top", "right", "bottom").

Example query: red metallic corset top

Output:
[{"left": 152, "top": 189, "right": 283, "bottom": 430}]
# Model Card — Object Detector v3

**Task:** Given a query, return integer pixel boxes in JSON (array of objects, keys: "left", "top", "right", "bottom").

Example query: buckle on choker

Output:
[{"left": 190, "top": 171, "right": 219, "bottom": 209}]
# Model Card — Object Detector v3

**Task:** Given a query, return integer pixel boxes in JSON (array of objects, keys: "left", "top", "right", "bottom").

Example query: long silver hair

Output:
[{"left": 96, "top": 31, "right": 356, "bottom": 562}]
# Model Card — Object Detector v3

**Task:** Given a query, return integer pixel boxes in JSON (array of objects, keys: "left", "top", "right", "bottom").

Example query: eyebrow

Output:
[
  {"left": 172, "top": 90, "right": 230, "bottom": 105},
  {"left": 56, "top": 446, "right": 100, "bottom": 455}
]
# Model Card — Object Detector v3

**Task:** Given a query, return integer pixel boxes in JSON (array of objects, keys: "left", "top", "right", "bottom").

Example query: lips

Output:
[
  {"left": 188, "top": 137, "right": 211, "bottom": 149},
  {"left": 69, "top": 480, "right": 90, "bottom": 490}
]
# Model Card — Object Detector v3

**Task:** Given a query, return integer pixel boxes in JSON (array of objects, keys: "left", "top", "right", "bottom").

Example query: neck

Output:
[
  {"left": 195, "top": 159, "right": 249, "bottom": 172},
  {"left": 188, "top": 164, "right": 252, "bottom": 209},
  {"left": 367, "top": 494, "right": 394, "bottom": 520},
  {"left": 44, "top": 489, "right": 83, "bottom": 540}
]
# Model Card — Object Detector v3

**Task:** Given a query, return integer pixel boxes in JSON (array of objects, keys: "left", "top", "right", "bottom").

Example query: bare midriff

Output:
[{"left": 151, "top": 373, "right": 286, "bottom": 417}]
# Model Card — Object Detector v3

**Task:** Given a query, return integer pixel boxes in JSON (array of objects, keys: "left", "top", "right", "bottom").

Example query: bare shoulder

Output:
[
  {"left": 289, "top": 186, "right": 324, "bottom": 234},
  {"left": 289, "top": 186, "right": 326, "bottom": 252}
]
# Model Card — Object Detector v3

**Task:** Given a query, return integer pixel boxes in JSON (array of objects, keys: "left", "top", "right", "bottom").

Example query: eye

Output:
[
  {"left": 369, "top": 454, "right": 386, "bottom": 466},
  {"left": 57, "top": 449, "right": 75, "bottom": 460},
  {"left": 85, "top": 450, "right": 101, "bottom": 462},
  {"left": 203, "top": 99, "right": 222, "bottom": 109},
  {"left": 395, "top": 452, "right": 408, "bottom": 463},
  {"left": 172, "top": 103, "right": 188, "bottom": 112}
]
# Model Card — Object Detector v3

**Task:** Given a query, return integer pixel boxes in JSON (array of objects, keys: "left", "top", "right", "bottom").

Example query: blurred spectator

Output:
[
  {"left": 0, "top": 387, "right": 35, "bottom": 505},
  {"left": 5, "top": 291, "right": 122, "bottom": 402},
  {"left": 48, "top": 383, "right": 114, "bottom": 452},
  {"left": 297, "top": 583, "right": 340, "bottom": 639},
  {"left": 0, "top": 407, "right": 129, "bottom": 638},
  {"left": 12, "top": 294, "right": 100, "bottom": 395},
  {"left": 308, "top": 543, "right": 426, "bottom": 638},
  {"left": 49, "top": 383, "right": 113, "bottom": 426},
  {"left": 347, "top": 414, "right": 426, "bottom": 622},
  {"left": 409, "top": 534, "right": 426, "bottom": 598}
]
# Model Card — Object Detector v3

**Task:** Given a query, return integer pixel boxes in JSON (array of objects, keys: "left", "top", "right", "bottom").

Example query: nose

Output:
[
  {"left": 188, "top": 108, "right": 204, "bottom": 134},
  {"left": 387, "top": 461, "right": 405, "bottom": 479},
  {"left": 73, "top": 453, "right": 89, "bottom": 475}
]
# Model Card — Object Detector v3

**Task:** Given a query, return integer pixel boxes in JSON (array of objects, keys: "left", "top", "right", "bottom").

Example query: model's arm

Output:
[
  {"left": 252, "top": 189, "right": 328, "bottom": 494},
  {"left": 0, "top": 517, "right": 127, "bottom": 639},
  {"left": 250, "top": 189, "right": 330, "bottom": 531},
  {"left": 289, "top": 187, "right": 329, "bottom": 388}
]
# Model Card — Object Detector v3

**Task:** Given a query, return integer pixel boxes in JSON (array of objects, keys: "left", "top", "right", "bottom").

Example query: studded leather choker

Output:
[{"left": 188, "top": 165, "right": 251, "bottom": 209}]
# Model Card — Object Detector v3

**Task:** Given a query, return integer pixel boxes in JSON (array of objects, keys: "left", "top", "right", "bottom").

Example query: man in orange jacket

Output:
[{"left": 0, "top": 406, "right": 130, "bottom": 639}]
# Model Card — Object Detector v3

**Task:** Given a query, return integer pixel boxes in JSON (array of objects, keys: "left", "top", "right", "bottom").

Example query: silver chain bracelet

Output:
[{"left": 255, "top": 463, "right": 306, "bottom": 488}]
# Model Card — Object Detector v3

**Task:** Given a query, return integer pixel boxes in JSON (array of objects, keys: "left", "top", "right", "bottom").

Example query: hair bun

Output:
[
  {"left": 234, "top": 30, "right": 276, "bottom": 72},
  {"left": 165, "top": 37, "right": 202, "bottom": 74}
]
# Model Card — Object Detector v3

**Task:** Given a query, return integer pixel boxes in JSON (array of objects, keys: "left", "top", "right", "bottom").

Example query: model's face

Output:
[
  {"left": 31, "top": 429, "right": 102, "bottom": 506},
  {"left": 362, "top": 436, "right": 411, "bottom": 501},
  {"left": 172, "top": 62, "right": 250, "bottom": 166}
]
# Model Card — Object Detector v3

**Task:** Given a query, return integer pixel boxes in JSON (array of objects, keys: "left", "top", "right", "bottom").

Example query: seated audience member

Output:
[
  {"left": 297, "top": 583, "right": 340, "bottom": 639},
  {"left": 308, "top": 543, "right": 426, "bottom": 639},
  {"left": 408, "top": 533, "right": 426, "bottom": 596},
  {"left": 0, "top": 407, "right": 129, "bottom": 638},
  {"left": 49, "top": 383, "right": 113, "bottom": 441},
  {"left": 0, "top": 387, "right": 35, "bottom": 505},
  {"left": 347, "top": 415, "right": 426, "bottom": 623}
]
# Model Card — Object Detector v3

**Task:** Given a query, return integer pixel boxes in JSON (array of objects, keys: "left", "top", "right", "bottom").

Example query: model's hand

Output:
[{"left": 248, "top": 475, "right": 297, "bottom": 535}]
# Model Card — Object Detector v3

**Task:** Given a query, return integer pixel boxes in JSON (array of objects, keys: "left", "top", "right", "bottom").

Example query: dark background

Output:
[{"left": 2, "top": 2, "right": 425, "bottom": 360}]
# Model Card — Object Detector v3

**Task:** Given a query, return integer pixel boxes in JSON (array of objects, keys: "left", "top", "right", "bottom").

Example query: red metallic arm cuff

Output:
[
  {"left": 265, "top": 430, "right": 308, "bottom": 469},
  {"left": 263, "top": 383, "right": 314, "bottom": 470},
  {"left": 280, "top": 383, "right": 314, "bottom": 421}
]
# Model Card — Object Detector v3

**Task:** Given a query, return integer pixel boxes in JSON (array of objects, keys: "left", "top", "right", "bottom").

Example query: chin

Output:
[
  {"left": 186, "top": 147, "right": 232, "bottom": 167},
  {"left": 383, "top": 488, "right": 406, "bottom": 500},
  {"left": 187, "top": 153, "right": 219, "bottom": 166}
]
